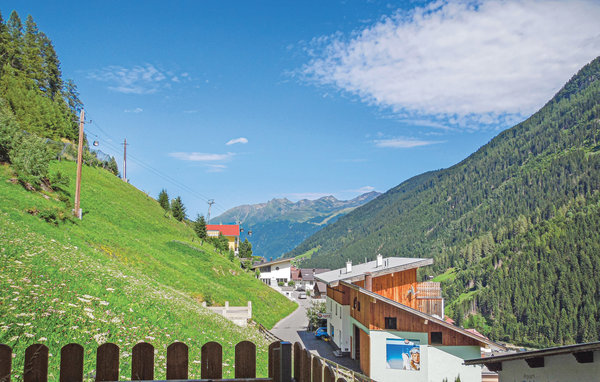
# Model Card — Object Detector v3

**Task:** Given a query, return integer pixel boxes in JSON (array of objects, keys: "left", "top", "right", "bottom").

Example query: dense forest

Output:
[
  {"left": 0, "top": 10, "right": 81, "bottom": 140},
  {"left": 287, "top": 56, "right": 600, "bottom": 347},
  {"left": 0, "top": 10, "right": 117, "bottom": 184}
]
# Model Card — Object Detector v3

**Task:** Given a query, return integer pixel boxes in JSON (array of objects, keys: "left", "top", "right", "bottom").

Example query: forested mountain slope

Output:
[{"left": 287, "top": 56, "right": 600, "bottom": 347}]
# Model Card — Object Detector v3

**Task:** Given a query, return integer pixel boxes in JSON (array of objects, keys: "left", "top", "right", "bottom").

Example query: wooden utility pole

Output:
[
  {"left": 122, "top": 138, "right": 128, "bottom": 182},
  {"left": 73, "top": 109, "right": 85, "bottom": 219}
]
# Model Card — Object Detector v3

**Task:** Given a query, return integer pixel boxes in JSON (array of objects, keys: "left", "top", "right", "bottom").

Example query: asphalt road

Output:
[{"left": 271, "top": 292, "right": 361, "bottom": 372}]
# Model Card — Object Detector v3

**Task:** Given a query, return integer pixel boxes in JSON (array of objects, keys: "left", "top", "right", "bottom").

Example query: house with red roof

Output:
[{"left": 206, "top": 224, "right": 240, "bottom": 253}]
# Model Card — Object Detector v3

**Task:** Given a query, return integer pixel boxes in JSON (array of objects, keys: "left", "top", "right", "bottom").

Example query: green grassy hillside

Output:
[{"left": 0, "top": 161, "right": 296, "bottom": 379}]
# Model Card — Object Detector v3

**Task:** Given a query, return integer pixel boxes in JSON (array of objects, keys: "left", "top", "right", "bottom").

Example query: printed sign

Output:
[
  {"left": 386, "top": 338, "right": 421, "bottom": 370},
  {"left": 317, "top": 313, "right": 332, "bottom": 319}
]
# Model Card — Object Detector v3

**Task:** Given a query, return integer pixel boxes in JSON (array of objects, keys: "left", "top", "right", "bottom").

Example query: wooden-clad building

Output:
[{"left": 316, "top": 254, "right": 503, "bottom": 382}]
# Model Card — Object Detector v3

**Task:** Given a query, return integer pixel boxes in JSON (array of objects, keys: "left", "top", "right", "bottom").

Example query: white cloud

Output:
[
  {"left": 124, "top": 107, "right": 143, "bottom": 113},
  {"left": 88, "top": 64, "right": 190, "bottom": 94},
  {"left": 285, "top": 192, "right": 333, "bottom": 201},
  {"left": 349, "top": 186, "right": 376, "bottom": 193},
  {"left": 374, "top": 137, "right": 444, "bottom": 148},
  {"left": 206, "top": 164, "right": 227, "bottom": 173},
  {"left": 226, "top": 137, "right": 249, "bottom": 146},
  {"left": 169, "top": 152, "right": 234, "bottom": 161},
  {"left": 302, "top": 0, "right": 600, "bottom": 127}
]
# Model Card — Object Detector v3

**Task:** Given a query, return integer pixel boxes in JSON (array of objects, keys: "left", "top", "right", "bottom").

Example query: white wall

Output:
[
  {"left": 369, "top": 330, "right": 481, "bottom": 382},
  {"left": 498, "top": 350, "right": 600, "bottom": 382},
  {"left": 326, "top": 297, "right": 351, "bottom": 352},
  {"left": 258, "top": 261, "right": 291, "bottom": 285}
]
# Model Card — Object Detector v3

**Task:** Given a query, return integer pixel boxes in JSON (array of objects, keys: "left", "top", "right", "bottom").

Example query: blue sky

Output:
[{"left": 4, "top": 1, "right": 600, "bottom": 220}]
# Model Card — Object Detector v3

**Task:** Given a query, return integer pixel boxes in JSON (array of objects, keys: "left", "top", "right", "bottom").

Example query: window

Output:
[
  {"left": 431, "top": 331, "right": 443, "bottom": 345},
  {"left": 276, "top": 278, "right": 288, "bottom": 284},
  {"left": 260, "top": 266, "right": 271, "bottom": 273},
  {"left": 384, "top": 317, "right": 397, "bottom": 330},
  {"left": 353, "top": 297, "right": 358, "bottom": 310},
  {"left": 335, "top": 304, "right": 338, "bottom": 316},
  {"left": 275, "top": 266, "right": 280, "bottom": 270}
]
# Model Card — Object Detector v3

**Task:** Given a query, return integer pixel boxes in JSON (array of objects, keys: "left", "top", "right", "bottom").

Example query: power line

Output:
[{"left": 86, "top": 119, "right": 232, "bottom": 216}]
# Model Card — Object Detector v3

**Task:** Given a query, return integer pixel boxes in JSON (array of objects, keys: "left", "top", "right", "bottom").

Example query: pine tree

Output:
[
  {"left": 24, "top": 15, "right": 43, "bottom": 86},
  {"left": 239, "top": 238, "right": 253, "bottom": 258},
  {"left": 171, "top": 196, "right": 186, "bottom": 222},
  {"left": 38, "top": 32, "right": 62, "bottom": 98},
  {"left": 158, "top": 189, "right": 169, "bottom": 211},
  {"left": 193, "top": 214, "right": 207, "bottom": 239},
  {"left": 6, "top": 11, "right": 23, "bottom": 70}
]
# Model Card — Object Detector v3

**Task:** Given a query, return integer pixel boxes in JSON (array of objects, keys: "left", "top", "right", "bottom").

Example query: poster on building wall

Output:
[{"left": 386, "top": 338, "right": 421, "bottom": 370}]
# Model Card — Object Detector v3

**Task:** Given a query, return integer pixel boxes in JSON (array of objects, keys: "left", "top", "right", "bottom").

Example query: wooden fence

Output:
[{"left": 0, "top": 340, "right": 358, "bottom": 382}]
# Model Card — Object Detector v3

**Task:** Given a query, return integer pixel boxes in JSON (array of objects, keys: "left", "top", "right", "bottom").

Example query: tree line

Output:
[
  {"left": 157, "top": 189, "right": 253, "bottom": 262},
  {"left": 0, "top": 10, "right": 118, "bottom": 188}
]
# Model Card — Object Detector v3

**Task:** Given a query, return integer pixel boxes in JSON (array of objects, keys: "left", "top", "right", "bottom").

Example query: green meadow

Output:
[{"left": 0, "top": 161, "right": 296, "bottom": 379}]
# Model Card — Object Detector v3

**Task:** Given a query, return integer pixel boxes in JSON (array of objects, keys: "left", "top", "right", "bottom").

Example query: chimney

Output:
[
  {"left": 376, "top": 253, "right": 383, "bottom": 267},
  {"left": 346, "top": 260, "right": 352, "bottom": 273},
  {"left": 365, "top": 272, "right": 373, "bottom": 291}
]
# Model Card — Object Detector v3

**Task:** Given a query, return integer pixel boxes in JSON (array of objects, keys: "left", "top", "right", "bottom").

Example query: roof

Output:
[
  {"left": 315, "top": 257, "right": 433, "bottom": 284},
  {"left": 206, "top": 224, "right": 240, "bottom": 236},
  {"left": 291, "top": 267, "right": 300, "bottom": 281},
  {"left": 340, "top": 280, "right": 504, "bottom": 350},
  {"left": 250, "top": 257, "right": 293, "bottom": 269},
  {"left": 464, "top": 341, "right": 600, "bottom": 366},
  {"left": 314, "top": 282, "right": 327, "bottom": 294},
  {"left": 298, "top": 268, "right": 330, "bottom": 281}
]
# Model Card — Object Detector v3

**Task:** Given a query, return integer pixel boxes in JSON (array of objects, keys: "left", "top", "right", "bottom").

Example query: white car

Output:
[{"left": 298, "top": 292, "right": 307, "bottom": 299}]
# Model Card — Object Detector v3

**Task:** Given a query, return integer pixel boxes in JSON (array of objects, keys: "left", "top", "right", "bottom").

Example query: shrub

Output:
[
  {"left": 10, "top": 134, "right": 52, "bottom": 188},
  {"left": 0, "top": 100, "right": 20, "bottom": 162},
  {"left": 49, "top": 170, "right": 70, "bottom": 192}
]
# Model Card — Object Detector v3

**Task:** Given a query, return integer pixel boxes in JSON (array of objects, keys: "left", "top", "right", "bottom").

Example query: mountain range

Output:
[
  {"left": 211, "top": 191, "right": 380, "bottom": 259},
  {"left": 286, "top": 56, "right": 600, "bottom": 347}
]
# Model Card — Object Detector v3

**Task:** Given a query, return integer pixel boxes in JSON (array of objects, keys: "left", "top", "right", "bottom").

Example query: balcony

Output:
[{"left": 416, "top": 282, "right": 444, "bottom": 318}]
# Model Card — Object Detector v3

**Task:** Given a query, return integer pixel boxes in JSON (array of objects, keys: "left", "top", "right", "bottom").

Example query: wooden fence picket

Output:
[
  {"left": 235, "top": 341, "right": 256, "bottom": 378},
  {"left": 95, "top": 343, "right": 119, "bottom": 382},
  {"left": 201, "top": 341, "right": 222, "bottom": 379},
  {"left": 268, "top": 342, "right": 280, "bottom": 381},
  {"left": 0, "top": 344, "right": 11, "bottom": 382},
  {"left": 311, "top": 357, "right": 323, "bottom": 382},
  {"left": 167, "top": 342, "right": 188, "bottom": 380},
  {"left": 131, "top": 342, "right": 154, "bottom": 381},
  {"left": 279, "top": 342, "right": 292, "bottom": 382},
  {"left": 293, "top": 342, "right": 302, "bottom": 382},
  {"left": 301, "top": 349, "right": 312, "bottom": 382},
  {"left": 323, "top": 365, "right": 334, "bottom": 382},
  {"left": 59, "top": 343, "right": 84, "bottom": 382},
  {"left": 24, "top": 344, "right": 48, "bottom": 382}
]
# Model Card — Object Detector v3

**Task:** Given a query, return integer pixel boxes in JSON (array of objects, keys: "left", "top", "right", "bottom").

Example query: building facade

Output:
[
  {"left": 465, "top": 342, "right": 600, "bottom": 382},
  {"left": 251, "top": 258, "right": 292, "bottom": 286},
  {"left": 206, "top": 224, "right": 240, "bottom": 253},
  {"left": 316, "top": 255, "right": 502, "bottom": 382}
]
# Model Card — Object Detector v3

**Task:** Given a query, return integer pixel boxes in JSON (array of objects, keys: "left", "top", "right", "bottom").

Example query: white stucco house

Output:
[{"left": 251, "top": 257, "right": 293, "bottom": 287}]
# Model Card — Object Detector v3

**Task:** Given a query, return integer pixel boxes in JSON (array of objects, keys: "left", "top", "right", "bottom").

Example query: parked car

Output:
[
  {"left": 298, "top": 292, "right": 307, "bottom": 299},
  {"left": 314, "top": 327, "right": 329, "bottom": 339}
]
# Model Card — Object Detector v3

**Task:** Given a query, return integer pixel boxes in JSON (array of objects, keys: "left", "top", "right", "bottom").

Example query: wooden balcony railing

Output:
[{"left": 416, "top": 282, "right": 444, "bottom": 318}]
